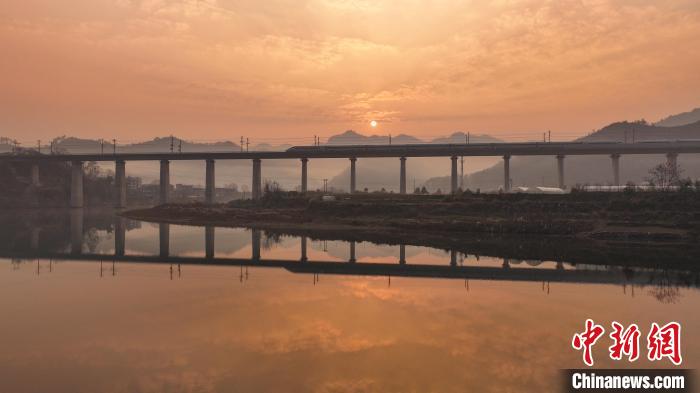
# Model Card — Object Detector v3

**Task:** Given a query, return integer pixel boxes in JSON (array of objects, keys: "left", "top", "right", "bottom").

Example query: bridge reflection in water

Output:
[{"left": 10, "top": 212, "right": 699, "bottom": 289}]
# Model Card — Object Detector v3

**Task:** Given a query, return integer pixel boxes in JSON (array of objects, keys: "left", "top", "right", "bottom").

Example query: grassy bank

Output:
[{"left": 123, "top": 191, "right": 700, "bottom": 243}]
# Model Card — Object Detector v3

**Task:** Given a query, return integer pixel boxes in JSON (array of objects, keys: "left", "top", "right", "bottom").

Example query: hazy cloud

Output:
[{"left": 1, "top": 0, "right": 699, "bottom": 142}]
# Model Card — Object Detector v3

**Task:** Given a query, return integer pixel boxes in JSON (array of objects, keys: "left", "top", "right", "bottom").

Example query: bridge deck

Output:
[{"left": 3, "top": 141, "right": 700, "bottom": 162}]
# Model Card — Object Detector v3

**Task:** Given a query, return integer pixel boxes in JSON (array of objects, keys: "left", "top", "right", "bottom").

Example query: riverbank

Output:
[{"left": 123, "top": 191, "right": 700, "bottom": 244}]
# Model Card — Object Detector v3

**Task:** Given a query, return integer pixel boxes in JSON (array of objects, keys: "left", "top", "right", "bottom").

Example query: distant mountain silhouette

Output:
[
  {"left": 424, "top": 120, "right": 700, "bottom": 191},
  {"left": 326, "top": 130, "right": 499, "bottom": 146},
  {"left": 655, "top": 108, "right": 700, "bottom": 127},
  {"left": 327, "top": 130, "right": 423, "bottom": 145},
  {"left": 585, "top": 120, "right": 700, "bottom": 141},
  {"left": 46, "top": 136, "right": 242, "bottom": 154}
]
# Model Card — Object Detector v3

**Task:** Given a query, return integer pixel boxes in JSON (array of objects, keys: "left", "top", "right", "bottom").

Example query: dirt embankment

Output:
[{"left": 123, "top": 191, "right": 700, "bottom": 244}]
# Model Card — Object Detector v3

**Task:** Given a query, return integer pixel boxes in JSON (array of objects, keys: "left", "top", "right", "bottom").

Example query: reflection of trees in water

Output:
[
  {"left": 646, "top": 270, "right": 686, "bottom": 304},
  {"left": 262, "top": 231, "right": 285, "bottom": 250},
  {"left": 84, "top": 228, "right": 101, "bottom": 254},
  {"left": 0, "top": 210, "right": 143, "bottom": 254},
  {"left": 622, "top": 267, "right": 698, "bottom": 304},
  {"left": 648, "top": 285, "right": 681, "bottom": 304}
]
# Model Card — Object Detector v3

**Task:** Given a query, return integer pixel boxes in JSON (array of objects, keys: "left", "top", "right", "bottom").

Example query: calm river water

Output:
[{"left": 0, "top": 209, "right": 698, "bottom": 393}]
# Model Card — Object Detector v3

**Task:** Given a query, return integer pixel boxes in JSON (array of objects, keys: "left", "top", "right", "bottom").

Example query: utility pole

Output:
[
  {"left": 100, "top": 139, "right": 104, "bottom": 154},
  {"left": 246, "top": 138, "right": 250, "bottom": 152},
  {"left": 389, "top": 134, "right": 392, "bottom": 145},
  {"left": 170, "top": 136, "right": 174, "bottom": 152},
  {"left": 178, "top": 140, "right": 182, "bottom": 153},
  {"left": 323, "top": 179, "right": 328, "bottom": 193},
  {"left": 548, "top": 130, "right": 551, "bottom": 142},
  {"left": 37, "top": 140, "right": 41, "bottom": 153},
  {"left": 460, "top": 156, "right": 464, "bottom": 189},
  {"left": 240, "top": 136, "right": 244, "bottom": 152},
  {"left": 112, "top": 139, "right": 116, "bottom": 155}
]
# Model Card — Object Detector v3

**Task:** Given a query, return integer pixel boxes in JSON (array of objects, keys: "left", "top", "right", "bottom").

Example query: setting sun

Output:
[{"left": 370, "top": 120, "right": 378, "bottom": 128}]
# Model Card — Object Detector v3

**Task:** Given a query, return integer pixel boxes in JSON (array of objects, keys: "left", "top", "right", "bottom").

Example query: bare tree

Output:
[{"left": 646, "top": 161, "right": 683, "bottom": 189}]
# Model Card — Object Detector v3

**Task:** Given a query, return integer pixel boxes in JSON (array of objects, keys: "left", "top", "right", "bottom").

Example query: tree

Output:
[
  {"left": 646, "top": 161, "right": 683, "bottom": 189},
  {"left": 263, "top": 180, "right": 282, "bottom": 194}
]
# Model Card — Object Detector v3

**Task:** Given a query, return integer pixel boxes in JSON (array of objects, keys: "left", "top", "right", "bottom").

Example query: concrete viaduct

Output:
[{"left": 4, "top": 140, "right": 700, "bottom": 207}]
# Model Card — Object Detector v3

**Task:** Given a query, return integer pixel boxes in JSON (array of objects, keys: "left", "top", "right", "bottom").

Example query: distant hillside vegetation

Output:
[{"left": 655, "top": 108, "right": 700, "bottom": 127}]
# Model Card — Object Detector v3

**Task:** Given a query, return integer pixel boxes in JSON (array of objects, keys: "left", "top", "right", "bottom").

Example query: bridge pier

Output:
[
  {"left": 450, "top": 250, "right": 457, "bottom": 266},
  {"left": 159, "top": 223, "right": 170, "bottom": 257},
  {"left": 450, "top": 156, "right": 458, "bottom": 194},
  {"left": 252, "top": 159, "right": 262, "bottom": 200},
  {"left": 115, "top": 216, "right": 126, "bottom": 256},
  {"left": 70, "top": 208, "right": 83, "bottom": 254},
  {"left": 159, "top": 160, "right": 170, "bottom": 204},
  {"left": 349, "top": 157, "right": 357, "bottom": 193},
  {"left": 611, "top": 154, "right": 621, "bottom": 186},
  {"left": 301, "top": 158, "right": 308, "bottom": 193},
  {"left": 300, "top": 236, "right": 307, "bottom": 262},
  {"left": 115, "top": 160, "right": 126, "bottom": 208},
  {"left": 31, "top": 163, "right": 40, "bottom": 186},
  {"left": 556, "top": 155, "right": 565, "bottom": 189},
  {"left": 503, "top": 155, "right": 511, "bottom": 192},
  {"left": 251, "top": 229, "right": 261, "bottom": 260},
  {"left": 399, "top": 244, "right": 406, "bottom": 264},
  {"left": 349, "top": 241, "right": 356, "bottom": 263},
  {"left": 205, "top": 226, "right": 215, "bottom": 259},
  {"left": 399, "top": 157, "right": 407, "bottom": 194},
  {"left": 70, "top": 161, "right": 84, "bottom": 208},
  {"left": 205, "top": 159, "right": 215, "bottom": 204}
]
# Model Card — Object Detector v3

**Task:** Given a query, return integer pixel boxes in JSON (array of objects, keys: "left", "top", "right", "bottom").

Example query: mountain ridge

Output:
[{"left": 655, "top": 108, "right": 700, "bottom": 127}]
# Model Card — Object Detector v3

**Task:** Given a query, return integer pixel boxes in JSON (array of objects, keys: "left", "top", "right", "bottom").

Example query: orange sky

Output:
[{"left": 1, "top": 0, "right": 699, "bottom": 144}]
